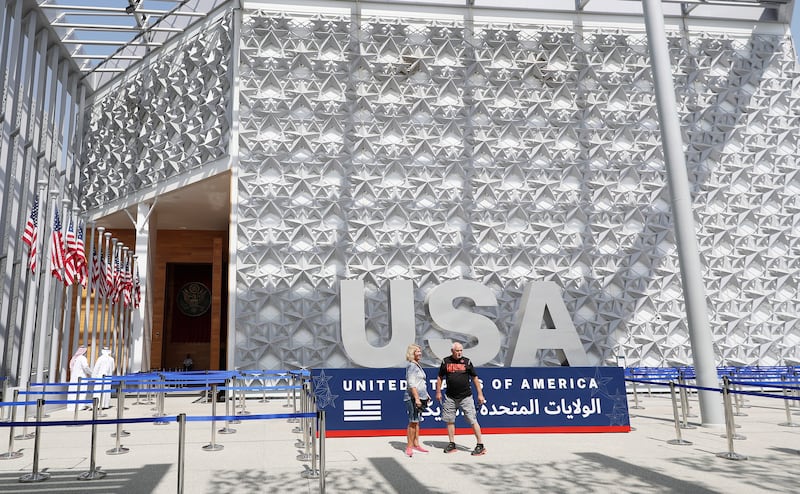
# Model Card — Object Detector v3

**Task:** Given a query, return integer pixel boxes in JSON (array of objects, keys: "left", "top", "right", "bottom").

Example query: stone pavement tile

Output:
[{"left": 0, "top": 391, "right": 797, "bottom": 493}]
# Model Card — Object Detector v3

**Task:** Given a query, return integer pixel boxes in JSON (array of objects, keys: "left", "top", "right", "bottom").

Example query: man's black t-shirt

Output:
[{"left": 438, "top": 355, "right": 477, "bottom": 400}]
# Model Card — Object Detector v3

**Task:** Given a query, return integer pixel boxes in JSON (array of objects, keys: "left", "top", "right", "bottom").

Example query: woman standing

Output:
[{"left": 404, "top": 343, "right": 430, "bottom": 457}]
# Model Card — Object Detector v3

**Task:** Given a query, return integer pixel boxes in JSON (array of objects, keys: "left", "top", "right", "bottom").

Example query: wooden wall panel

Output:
[{"left": 114, "top": 229, "right": 228, "bottom": 370}]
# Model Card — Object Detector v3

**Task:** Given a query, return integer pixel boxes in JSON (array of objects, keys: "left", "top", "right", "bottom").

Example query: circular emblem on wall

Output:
[{"left": 177, "top": 282, "right": 211, "bottom": 317}]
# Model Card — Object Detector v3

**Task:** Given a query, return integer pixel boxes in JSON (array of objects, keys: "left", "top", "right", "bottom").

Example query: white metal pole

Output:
[{"left": 642, "top": 0, "right": 723, "bottom": 426}]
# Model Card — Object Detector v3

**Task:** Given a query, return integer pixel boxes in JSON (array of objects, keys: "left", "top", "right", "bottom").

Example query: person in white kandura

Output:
[
  {"left": 92, "top": 347, "right": 116, "bottom": 409},
  {"left": 68, "top": 346, "right": 92, "bottom": 411}
]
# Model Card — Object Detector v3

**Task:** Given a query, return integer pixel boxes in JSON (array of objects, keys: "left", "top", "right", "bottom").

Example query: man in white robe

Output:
[
  {"left": 68, "top": 346, "right": 91, "bottom": 411},
  {"left": 92, "top": 348, "right": 115, "bottom": 409}
]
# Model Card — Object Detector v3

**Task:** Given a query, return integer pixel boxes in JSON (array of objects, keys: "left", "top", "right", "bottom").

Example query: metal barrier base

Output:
[
  {"left": 202, "top": 443, "right": 224, "bottom": 451},
  {"left": 301, "top": 468, "right": 320, "bottom": 479},
  {"left": 111, "top": 430, "right": 131, "bottom": 437},
  {"left": 778, "top": 422, "right": 800, "bottom": 427},
  {"left": 78, "top": 469, "right": 107, "bottom": 481},
  {"left": 106, "top": 446, "right": 130, "bottom": 455},
  {"left": 14, "top": 432, "right": 35, "bottom": 440},
  {"left": 667, "top": 439, "right": 692, "bottom": 445},
  {"left": 720, "top": 433, "right": 746, "bottom": 440},
  {"left": 218, "top": 427, "right": 236, "bottom": 434},
  {"left": 0, "top": 451, "right": 23, "bottom": 460},
  {"left": 19, "top": 471, "right": 50, "bottom": 483},
  {"left": 716, "top": 451, "right": 747, "bottom": 461}
]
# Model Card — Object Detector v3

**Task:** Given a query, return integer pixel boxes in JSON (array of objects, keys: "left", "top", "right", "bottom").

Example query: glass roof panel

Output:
[
  {"left": 33, "top": 0, "right": 791, "bottom": 90},
  {"left": 36, "top": 0, "right": 225, "bottom": 89}
]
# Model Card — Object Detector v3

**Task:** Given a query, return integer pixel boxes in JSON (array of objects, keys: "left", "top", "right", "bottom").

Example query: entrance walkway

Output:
[{"left": 0, "top": 389, "right": 798, "bottom": 493}]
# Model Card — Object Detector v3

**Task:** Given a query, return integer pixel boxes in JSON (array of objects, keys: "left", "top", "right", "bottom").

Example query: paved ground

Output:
[{"left": 0, "top": 386, "right": 798, "bottom": 493}]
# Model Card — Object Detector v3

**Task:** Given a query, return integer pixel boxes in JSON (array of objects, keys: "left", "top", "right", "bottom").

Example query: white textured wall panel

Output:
[
  {"left": 80, "top": 14, "right": 232, "bottom": 209},
  {"left": 235, "top": 10, "right": 800, "bottom": 369}
]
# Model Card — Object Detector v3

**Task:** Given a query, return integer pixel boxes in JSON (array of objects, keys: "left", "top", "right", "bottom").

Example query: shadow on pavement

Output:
[{"left": 0, "top": 463, "right": 170, "bottom": 494}]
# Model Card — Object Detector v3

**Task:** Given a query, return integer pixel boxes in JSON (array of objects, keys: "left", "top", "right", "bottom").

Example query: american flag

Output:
[
  {"left": 75, "top": 223, "right": 88, "bottom": 287},
  {"left": 111, "top": 250, "right": 122, "bottom": 304},
  {"left": 342, "top": 399, "right": 382, "bottom": 421},
  {"left": 91, "top": 249, "right": 103, "bottom": 295},
  {"left": 133, "top": 263, "right": 141, "bottom": 308},
  {"left": 22, "top": 195, "right": 39, "bottom": 273},
  {"left": 104, "top": 247, "right": 114, "bottom": 299},
  {"left": 122, "top": 257, "right": 133, "bottom": 307},
  {"left": 50, "top": 210, "right": 66, "bottom": 282},
  {"left": 63, "top": 217, "right": 78, "bottom": 285}
]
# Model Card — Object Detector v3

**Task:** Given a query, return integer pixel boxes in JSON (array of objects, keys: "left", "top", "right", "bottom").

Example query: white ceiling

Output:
[{"left": 94, "top": 172, "right": 231, "bottom": 231}]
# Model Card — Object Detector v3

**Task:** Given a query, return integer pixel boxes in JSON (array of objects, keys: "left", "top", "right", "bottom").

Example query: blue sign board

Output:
[{"left": 311, "top": 366, "right": 630, "bottom": 437}]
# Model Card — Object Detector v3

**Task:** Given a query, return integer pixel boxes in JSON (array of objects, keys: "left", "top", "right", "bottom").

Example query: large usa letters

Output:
[{"left": 340, "top": 280, "right": 589, "bottom": 367}]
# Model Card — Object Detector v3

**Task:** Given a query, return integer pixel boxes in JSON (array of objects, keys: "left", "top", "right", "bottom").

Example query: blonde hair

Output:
[{"left": 405, "top": 344, "right": 421, "bottom": 362}]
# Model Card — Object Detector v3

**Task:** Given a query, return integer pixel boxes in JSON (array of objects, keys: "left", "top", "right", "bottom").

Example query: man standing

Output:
[
  {"left": 92, "top": 347, "right": 115, "bottom": 409},
  {"left": 435, "top": 342, "right": 486, "bottom": 455}
]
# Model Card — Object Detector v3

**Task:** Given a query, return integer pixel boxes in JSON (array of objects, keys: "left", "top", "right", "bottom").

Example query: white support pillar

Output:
[
  {"left": 130, "top": 201, "right": 153, "bottom": 373},
  {"left": 642, "top": 0, "right": 723, "bottom": 426}
]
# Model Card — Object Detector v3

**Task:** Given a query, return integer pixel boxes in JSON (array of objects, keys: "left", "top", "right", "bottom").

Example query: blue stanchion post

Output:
[
  {"left": 0, "top": 390, "right": 23, "bottom": 460},
  {"left": 78, "top": 398, "right": 106, "bottom": 480},
  {"left": 228, "top": 378, "right": 240, "bottom": 425},
  {"left": 202, "top": 384, "right": 223, "bottom": 451},
  {"left": 16, "top": 384, "right": 35, "bottom": 440},
  {"left": 319, "top": 410, "right": 326, "bottom": 494},
  {"left": 667, "top": 381, "right": 691, "bottom": 446},
  {"left": 716, "top": 376, "right": 747, "bottom": 460},
  {"left": 218, "top": 383, "right": 236, "bottom": 435},
  {"left": 19, "top": 399, "right": 50, "bottom": 483},
  {"left": 778, "top": 375, "right": 800, "bottom": 428},
  {"left": 107, "top": 385, "right": 130, "bottom": 456},
  {"left": 178, "top": 413, "right": 186, "bottom": 494}
]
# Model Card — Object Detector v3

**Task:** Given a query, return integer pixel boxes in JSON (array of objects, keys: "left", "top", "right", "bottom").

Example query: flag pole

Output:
[
  {"left": 121, "top": 249, "right": 132, "bottom": 374},
  {"left": 89, "top": 226, "right": 105, "bottom": 365},
  {"left": 81, "top": 220, "right": 96, "bottom": 349},
  {"left": 114, "top": 245, "right": 128, "bottom": 373},
  {"left": 68, "top": 211, "right": 84, "bottom": 376},
  {"left": 54, "top": 201, "right": 75, "bottom": 382},
  {"left": 35, "top": 190, "right": 59, "bottom": 384},
  {"left": 100, "top": 235, "right": 115, "bottom": 354},
  {"left": 106, "top": 239, "right": 119, "bottom": 354},
  {"left": 17, "top": 180, "right": 47, "bottom": 389}
]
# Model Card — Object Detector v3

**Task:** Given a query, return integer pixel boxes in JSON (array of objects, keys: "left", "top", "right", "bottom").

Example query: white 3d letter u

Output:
[{"left": 340, "top": 279, "right": 415, "bottom": 367}]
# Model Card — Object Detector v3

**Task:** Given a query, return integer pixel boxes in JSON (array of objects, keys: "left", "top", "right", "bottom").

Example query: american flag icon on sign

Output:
[{"left": 342, "top": 400, "right": 382, "bottom": 421}]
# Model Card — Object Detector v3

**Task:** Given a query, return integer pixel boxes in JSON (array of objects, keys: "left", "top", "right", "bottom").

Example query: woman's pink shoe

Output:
[
  {"left": 413, "top": 446, "right": 429, "bottom": 453},
  {"left": 405, "top": 447, "right": 413, "bottom": 457}
]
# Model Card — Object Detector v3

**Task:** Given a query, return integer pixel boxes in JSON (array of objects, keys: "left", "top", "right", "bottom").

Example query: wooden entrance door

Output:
[{"left": 162, "top": 263, "right": 212, "bottom": 370}]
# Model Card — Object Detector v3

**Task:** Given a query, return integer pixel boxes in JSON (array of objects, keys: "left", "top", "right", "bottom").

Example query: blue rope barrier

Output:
[
  {"left": 17, "top": 389, "right": 90, "bottom": 395},
  {"left": 217, "top": 385, "right": 302, "bottom": 392},
  {"left": 16, "top": 388, "right": 117, "bottom": 395},
  {"left": 0, "top": 411, "right": 317, "bottom": 428},
  {"left": 728, "top": 380, "right": 800, "bottom": 390},
  {"left": 730, "top": 388, "right": 800, "bottom": 401},
  {"left": 0, "top": 401, "right": 37, "bottom": 407},
  {"left": 626, "top": 376, "right": 800, "bottom": 400},
  {"left": 0, "top": 398, "right": 94, "bottom": 407},
  {"left": 123, "top": 387, "right": 212, "bottom": 393},
  {"left": 184, "top": 412, "right": 317, "bottom": 422}
]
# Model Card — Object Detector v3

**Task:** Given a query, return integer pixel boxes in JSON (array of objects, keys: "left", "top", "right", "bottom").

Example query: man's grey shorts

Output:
[{"left": 441, "top": 395, "right": 477, "bottom": 424}]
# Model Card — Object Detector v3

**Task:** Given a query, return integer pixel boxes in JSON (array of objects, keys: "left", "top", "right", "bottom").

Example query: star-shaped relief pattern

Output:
[{"left": 80, "top": 10, "right": 800, "bottom": 371}]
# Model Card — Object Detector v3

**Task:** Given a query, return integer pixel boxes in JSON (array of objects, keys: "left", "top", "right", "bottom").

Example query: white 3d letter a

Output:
[{"left": 507, "top": 281, "right": 589, "bottom": 366}]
